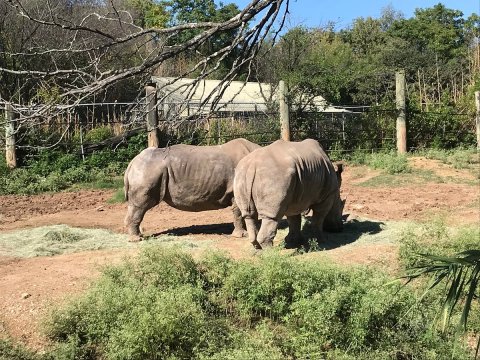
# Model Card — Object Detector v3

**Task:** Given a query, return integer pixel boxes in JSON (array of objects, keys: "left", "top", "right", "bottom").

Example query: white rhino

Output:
[
  {"left": 124, "top": 138, "right": 260, "bottom": 240},
  {"left": 233, "top": 139, "right": 345, "bottom": 249}
]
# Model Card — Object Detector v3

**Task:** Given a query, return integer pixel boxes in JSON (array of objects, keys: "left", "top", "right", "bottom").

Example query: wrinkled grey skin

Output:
[
  {"left": 124, "top": 138, "right": 260, "bottom": 240},
  {"left": 233, "top": 139, "right": 345, "bottom": 249}
]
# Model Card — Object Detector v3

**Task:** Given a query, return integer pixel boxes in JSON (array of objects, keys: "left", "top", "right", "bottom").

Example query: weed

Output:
[
  {"left": 107, "top": 187, "right": 126, "bottom": 203},
  {"left": 347, "top": 151, "right": 411, "bottom": 174}
]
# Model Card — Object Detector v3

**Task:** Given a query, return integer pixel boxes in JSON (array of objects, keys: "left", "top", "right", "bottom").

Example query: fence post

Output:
[
  {"left": 279, "top": 80, "right": 290, "bottom": 141},
  {"left": 475, "top": 91, "right": 480, "bottom": 151},
  {"left": 146, "top": 83, "right": 159, "bottom": 148},
  {"left": 5, "top": 103, "right": 17, "bottom": 169},
  {"left": 396, "top": 70, "right": 407, "bottom": 154}
]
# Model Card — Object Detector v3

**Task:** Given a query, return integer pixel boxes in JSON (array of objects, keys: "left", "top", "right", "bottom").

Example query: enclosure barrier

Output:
[{"left": 2, "top": 75, "right": 479, "bottom": 168}]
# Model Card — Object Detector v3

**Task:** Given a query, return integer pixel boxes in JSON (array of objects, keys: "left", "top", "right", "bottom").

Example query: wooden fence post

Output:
[
  {"left": 146, "top": 83, "right": 159, "bottom": 148},
  {"left": 279, "top": 80, "right": 290, "bottom": 141},
  {"left": 475, "top": 91, "right": 480, "bottom": 151},
  {"left": 5, "top": 103, "right": 17, "bottom": 169},
  {"left": 396, "top": 70, "right": 407, "bottom": 154}
]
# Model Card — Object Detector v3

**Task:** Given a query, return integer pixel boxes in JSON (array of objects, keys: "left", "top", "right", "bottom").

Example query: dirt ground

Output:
[{"left": 0, "top": 157, "right": 479, "bottom": 350}]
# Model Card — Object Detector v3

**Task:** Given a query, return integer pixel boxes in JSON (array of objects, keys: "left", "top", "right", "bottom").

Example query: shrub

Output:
[
  {"left": 83, "top": 126, "right": 114, "bottom": 143},
  {"left": 399, "top": 218, "right": 480, "bottom": 269},
  {"left": 347, "top": 151, "right": 411, "bottom": 174},
  {"left": 40, "top": 248, "right": 473, "bottom": 359}
]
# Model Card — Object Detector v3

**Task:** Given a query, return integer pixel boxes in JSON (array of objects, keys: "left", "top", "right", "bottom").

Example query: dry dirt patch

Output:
[{"left": 0, "top": 158, "right": 478, "bottom": 350}]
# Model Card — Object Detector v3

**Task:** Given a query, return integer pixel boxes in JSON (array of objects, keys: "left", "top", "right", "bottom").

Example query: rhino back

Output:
[
  {"left": 163, "top": 145, "right": 236, "bottom": 211},
  {"left": 218, "top": 138, "right": 261, "bottom": 166},
  {"left": 235, "top": 139, "right": 338, "bottom": 219}
]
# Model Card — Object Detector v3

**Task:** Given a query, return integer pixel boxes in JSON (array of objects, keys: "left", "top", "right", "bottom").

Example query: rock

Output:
[{"left": 21, "top": 292, "right": 31, "bottom": 299}]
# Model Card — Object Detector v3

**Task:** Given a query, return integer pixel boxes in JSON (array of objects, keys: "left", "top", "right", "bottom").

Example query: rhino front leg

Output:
[
  {"left": 257, "top": 217, "right": 278, "bottom": 249},
  {"left": 285, "top": 214, "right": 303, "bottom": 248},
  {"left": 231, "top": 199, "right": 247, "bottom": 238}
]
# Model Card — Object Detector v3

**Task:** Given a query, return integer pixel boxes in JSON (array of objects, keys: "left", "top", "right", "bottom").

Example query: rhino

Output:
[
  {"left": 233, "top": 139, "right": 345, "bottom": 249},
  {"left": 124, "top": 138, "right": 260, "bottom": 240}
]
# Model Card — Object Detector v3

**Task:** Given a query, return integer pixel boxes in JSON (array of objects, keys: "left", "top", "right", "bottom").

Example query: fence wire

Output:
[{"left": 0, "top": 101, "right": 476, "bottom": 162}]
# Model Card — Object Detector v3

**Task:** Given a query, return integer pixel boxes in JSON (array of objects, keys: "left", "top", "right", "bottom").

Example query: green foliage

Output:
[
  {"left": 107, "top": 188, "right": 126, "bottom": 203},
  {"left": 126, "top": 0, "right": 170, "bottom": 28},
  {"left": 347, "top": 151, "right": 411, "bottom": 174},
  {"left": 0, "top": 134, "right": 146, "bottom": 195},
  {"left": 83, "top": 126, "right": 114, "bottom": 143},
  {"left": 399, "top": 218, "right": 480, "bottom": 269},
  {"left": 420, "top": 147, "right": 480, "bottom": 172},
  {"left": 0, "top": 339, "right": 44, "bottom": 360},
  {"left": 37, "top": 247, "right": 473, "bottom": 359},
  {"left": 400, "top": 221, "right": 480, "bottom": 356}
]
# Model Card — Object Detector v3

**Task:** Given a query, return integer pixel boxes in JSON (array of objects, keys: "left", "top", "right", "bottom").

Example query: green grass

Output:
[
  {"left": 7, "top": 247, "right": 466, "bottom": 359},
  {"left": 399, "top": 217, "right": 480, "bottom": 269},
  {"left": 346, "top": 151, "right": 411, "bottom": 174},
  {"left": 417, "top": 148, "right": 480, "bottom": 174},
  {"left": 107, "top": 187, "right": 126, "bottom": 204},
  {"left": 0, "top": 134, "right": 145, "bottom": 195},
  {"left": 356, "top": 168, "right": 444, "bottom": 187}
]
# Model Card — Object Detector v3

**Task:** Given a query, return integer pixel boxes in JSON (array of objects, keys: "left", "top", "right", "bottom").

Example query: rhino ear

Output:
[
  {"left": 336, "top": 163, "right": 343, "bottom": 175},
  {"left": 335, "top": 163, "right": 343, "bottom": 187}
]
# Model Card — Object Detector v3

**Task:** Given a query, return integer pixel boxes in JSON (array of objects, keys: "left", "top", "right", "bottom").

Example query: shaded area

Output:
[
  {"left": 155, "top": 223, "right": 235, "bottom": 237},
  {"left": 299, "top": 217, "right": 385, "bottom": 252}
]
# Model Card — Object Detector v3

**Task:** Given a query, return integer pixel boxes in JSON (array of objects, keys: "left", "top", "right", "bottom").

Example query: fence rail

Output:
[{"left": 1, "top": 95, "right": 478, "bottom": 168}]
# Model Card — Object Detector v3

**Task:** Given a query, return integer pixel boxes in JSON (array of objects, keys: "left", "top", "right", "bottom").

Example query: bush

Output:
[
  {"left": 0, "top": 133, "right": 148, "bottom": 195},
  {"left": 347, "top": 151, "right": 411, "bottom": 174},
  {"left": 420, "top": 147, "right": 479, "bottom": 172},
  {"left": 39, "top": 247, "right": 472, "bottom": 359},
  {"left": 83, "top": 126, "right": 114, "bottom": 143},
  {"left": 399, "top": 218, "right": 480, "bottom": 269}
]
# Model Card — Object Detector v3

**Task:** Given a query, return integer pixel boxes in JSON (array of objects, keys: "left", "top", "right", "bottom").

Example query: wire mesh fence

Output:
[{"left": 0, "top": 100, "right": 477, "bottom": 166}]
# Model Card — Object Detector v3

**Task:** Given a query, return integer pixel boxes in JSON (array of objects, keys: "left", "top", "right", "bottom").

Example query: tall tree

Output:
[{"left": 0, "top": 0, "right": 289, "bottom": 115}]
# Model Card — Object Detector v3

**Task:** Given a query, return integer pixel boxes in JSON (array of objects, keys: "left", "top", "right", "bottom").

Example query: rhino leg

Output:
[
  {"left": 311, "top": 199, "right": 334, "bottom": 243},
  {"left": 231, "top": 199, "right": 247, "bottom": 238},
  {"left": 285, "top": 214, "right": 303, "bottom": 248},
  {"left": 124, "top": 204, "right": 151, "bottom": 240},
  {"left": 257, "top": 217, "right": 278, "bottom": 248},
  {"left": 245, "top": 217, "right": 261, "bottom": 249}
]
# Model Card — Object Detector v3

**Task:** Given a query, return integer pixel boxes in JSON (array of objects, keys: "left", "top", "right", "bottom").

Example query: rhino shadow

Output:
[
  {"left": 153, "top": 218, "right": 289, "bottom": 237},
  {"left": 299, "top": 216, "right": 385, "bottom": 252},
  {"left": 154, "top": 222, "right": 235, "bottom": 237}
]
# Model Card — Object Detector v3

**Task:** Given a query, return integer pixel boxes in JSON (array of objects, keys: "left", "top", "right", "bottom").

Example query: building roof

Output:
[{"left": 152, "top": 77, "right": 349, "bottom": 114}]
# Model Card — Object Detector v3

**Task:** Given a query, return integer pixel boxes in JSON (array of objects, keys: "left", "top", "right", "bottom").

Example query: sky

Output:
[{"left": 230, "top": 0, "right": 479, "bottom": 30}]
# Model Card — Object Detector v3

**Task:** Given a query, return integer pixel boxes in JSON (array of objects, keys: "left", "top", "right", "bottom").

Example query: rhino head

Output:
[{"left": 323, "top": 163, "right": 345, "bottom": 232}]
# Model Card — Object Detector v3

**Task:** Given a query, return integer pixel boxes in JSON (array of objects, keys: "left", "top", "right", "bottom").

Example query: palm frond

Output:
[{"left": 402, "top": 249, "right": 480, "bottom": 358}]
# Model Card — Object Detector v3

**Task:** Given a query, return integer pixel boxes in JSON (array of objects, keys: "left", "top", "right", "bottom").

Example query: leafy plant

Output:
[
  {"left": 403, "top": 250, "right": 480, "bottom": 358},
  {"left": 347, "top": 151, "right": 411, "bottom": 174}
]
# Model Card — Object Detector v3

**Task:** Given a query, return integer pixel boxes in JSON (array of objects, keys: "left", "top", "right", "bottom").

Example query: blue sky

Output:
[{"left": 230, "top": 0, "right": 479, "bottom": 30}]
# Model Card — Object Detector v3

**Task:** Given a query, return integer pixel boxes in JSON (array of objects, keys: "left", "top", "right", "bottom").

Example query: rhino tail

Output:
[
  {"left": 244, "top": 164, "right": 257, "bottom": 215},
  {"left": 124, "top": 161, "right": 133, "bottom": 201}
]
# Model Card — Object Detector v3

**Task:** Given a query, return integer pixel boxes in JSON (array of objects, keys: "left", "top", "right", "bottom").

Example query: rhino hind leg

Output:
[
  {"left": 311, "top": 200, "right": 334, "bottom": 243},
  {"left": 125, "top": 203, "right": 152, "bottom": 241},
  {"left": 231, "top": 199, "right": 247, "bottom": 238},
  {"left": 245, "top": 217, "right": 261, "bottom": 249},
  {"left": 284, "top": 214, "right": 304, "bottom": 249},
  {"left": 256, "top": 217, "right": 278, "bottom": 248}
]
